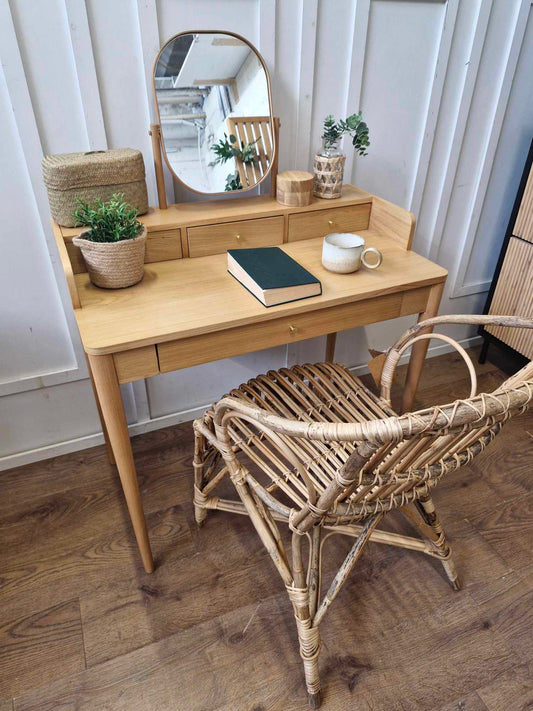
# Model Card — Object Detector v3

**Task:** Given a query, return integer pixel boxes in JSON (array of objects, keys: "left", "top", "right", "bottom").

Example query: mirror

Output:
[{"left": 153, "top": 31, "right": 275, "bottom": 195}]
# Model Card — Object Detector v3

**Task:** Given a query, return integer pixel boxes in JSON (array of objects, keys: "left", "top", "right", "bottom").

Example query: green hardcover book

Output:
[{"left": 227, "top": 247, "right": 322, "bottom": 307}]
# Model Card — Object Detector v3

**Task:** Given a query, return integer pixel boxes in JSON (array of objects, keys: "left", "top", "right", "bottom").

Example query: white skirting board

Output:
[{"left": 0, "top": 335, "right": 482, "bottom": 472}]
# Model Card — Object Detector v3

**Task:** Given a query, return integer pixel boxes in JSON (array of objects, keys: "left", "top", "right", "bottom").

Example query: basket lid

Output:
[{"left": 42, "top": 148, "right": 145, "bottom": 190}]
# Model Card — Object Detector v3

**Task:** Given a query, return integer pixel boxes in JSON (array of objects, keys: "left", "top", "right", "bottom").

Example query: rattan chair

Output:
[{"left": 192, "top": 315, "right": 533, "bottom": 708}]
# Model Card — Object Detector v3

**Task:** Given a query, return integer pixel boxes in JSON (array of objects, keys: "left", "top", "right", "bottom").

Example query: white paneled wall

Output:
[{"left": 1, "top": 0, "right": 532, "bottom": 469}]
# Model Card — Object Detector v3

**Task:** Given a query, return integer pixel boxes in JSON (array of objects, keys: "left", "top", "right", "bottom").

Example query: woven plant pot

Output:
[
  {"left": 73, "top": 226, "right": 146, "bottom": 289},
  {"left": 313, "top": 153, "right": 346, "bottom": 199}
]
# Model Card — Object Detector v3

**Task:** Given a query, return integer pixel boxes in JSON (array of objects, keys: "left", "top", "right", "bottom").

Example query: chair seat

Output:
[{"left": 201, "top": 362, "right": 397, "bottom": 512}]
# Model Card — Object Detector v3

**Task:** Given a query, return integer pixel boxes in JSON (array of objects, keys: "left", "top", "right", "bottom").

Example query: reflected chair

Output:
[
  {"left": 225, "top": 116, "right": 273, "bottom": 188},
  {"left": 192, "top": 315, "right": 533, "bottom": 708}
]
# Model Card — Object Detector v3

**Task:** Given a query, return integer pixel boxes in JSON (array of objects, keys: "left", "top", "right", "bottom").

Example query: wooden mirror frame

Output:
[{"left": 151, "top": 29, "right": 279, "bottom": 208}]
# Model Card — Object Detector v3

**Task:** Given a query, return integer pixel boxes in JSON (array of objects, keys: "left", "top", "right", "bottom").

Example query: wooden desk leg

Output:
[
  {"left": 401, "top": 281, "right": 445, "bottom": 413},
  {"left": 85, "top": 356, "right": 115, "bottom": 466},
  {"left": 325, "top": 333, "right": 337, "bottom": 361},
  {"left": 87, "top": 353, "right": 154, "bottom": 573}
]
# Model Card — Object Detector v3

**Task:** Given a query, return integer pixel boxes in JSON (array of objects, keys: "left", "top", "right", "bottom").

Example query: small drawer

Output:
[
  {"left": 187, "top": 216, "right": 284, "bottom": 257},
  {"left": 145, "top": 228, "right": 183, "bottom": 263},
  {"left": 288, "top": 203, "right": 371, "bottom": 242},
  {"left": 114, "top": 346, "right": 159, "bottom": 383}
]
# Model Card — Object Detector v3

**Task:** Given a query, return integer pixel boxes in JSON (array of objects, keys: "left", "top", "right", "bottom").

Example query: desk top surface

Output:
[{"left": 75, "top": 231, "right": 447, "bottom": 355}]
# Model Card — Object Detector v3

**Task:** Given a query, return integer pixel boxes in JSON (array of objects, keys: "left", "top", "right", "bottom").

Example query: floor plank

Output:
[
  {"left": 469, "top": 492, "right": 533, "bottom": 572},
  {"left": 1, "top": 348, "right": 532, "bottom": 709},
  {"left": 437, "top": 691, "right": 489, "bottom": 711},
  {"left": 0, "top": 599, "right": 85, "bottom": 698},
  {"left": 476, "top": 663, "right": 533, "bottom": 711}
]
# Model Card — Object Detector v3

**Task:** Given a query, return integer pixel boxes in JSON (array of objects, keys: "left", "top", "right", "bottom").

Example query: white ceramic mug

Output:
[{"left": 322, "top": 233, "right": 383, "bottom": 274}]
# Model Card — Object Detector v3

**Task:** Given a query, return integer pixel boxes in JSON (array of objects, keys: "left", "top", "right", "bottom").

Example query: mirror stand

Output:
[
  {"left": 149, "top": 117, "right": 280, "bottom": 210},
  {"left": 149, "top": 123, "right": 168, "bottom": 210}
]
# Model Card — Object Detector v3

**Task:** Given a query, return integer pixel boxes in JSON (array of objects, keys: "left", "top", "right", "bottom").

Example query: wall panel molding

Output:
[
  {"left": 0, "top": 1, "right": 84, "bottom": 393},
  {"left": 426, "top": 0, "right": 494, "bottom": 263},
  {"left": 345, "top": 0, "right": 371, "bottom": 184},
  {"left": 259, "top": 0, "right": 277, "bottom": 72},
  {"left": 135, "top": 0, "right": 173, "bottom": 207},
  {"left": 450, "top": 0, "right": 531, "bottom": 298},
  {"left": 64, "top": 0, "right": 107, "bottom": 149},
  {"left": 0, "top": 333, "right": 482, "bottom": 472},
  {"left": 294, "top": 0, "right": 318, "bottom": 168},
  {"left": 408, "top": 0, "right": 458, "bottom": 218}
]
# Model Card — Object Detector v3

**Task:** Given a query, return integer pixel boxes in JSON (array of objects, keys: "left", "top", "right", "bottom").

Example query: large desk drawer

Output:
[
  {"left": 288, "top": 203, "right": 371, "bottom": 242},
  {"left": 187, "top": 216, "right": 284, "bottom": 257},
  {"left": 157, "top": 287, "right": 430, "bottom": 372}
]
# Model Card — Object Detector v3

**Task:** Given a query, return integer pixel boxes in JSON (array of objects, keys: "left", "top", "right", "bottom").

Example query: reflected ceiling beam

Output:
[
  {"left": 156, "top": 95, "right": 204, "bottom": 105},
  {"left": 161, "top": 113, "right": 206, "bottom": 121}
]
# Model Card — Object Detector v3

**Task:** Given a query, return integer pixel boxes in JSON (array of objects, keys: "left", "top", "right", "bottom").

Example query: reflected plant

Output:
[
  {"left": 224, "top": 172, "right": 242, "bottom": 191},
  {"left": 211, "top": 133, "right": 259, "bottom": 166}
]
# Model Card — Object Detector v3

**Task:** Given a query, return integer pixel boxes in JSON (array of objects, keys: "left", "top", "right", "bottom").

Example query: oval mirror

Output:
[{"left": 153, "top": 31, "right": 275, "bottom": 195}]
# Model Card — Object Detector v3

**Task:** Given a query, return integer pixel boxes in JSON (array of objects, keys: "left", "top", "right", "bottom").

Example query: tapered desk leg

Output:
[
  {"left": 87, "top": 353, "right": 154, "bottom": 573},
  {"left": 325, "top": 333, "right": 337, "bottom": 361},
  {"left": 85, "top": 355, "right": 115, "bottom": 465},
  {"left": 402, "top": 281, "right": 445, "bottom": 414}
]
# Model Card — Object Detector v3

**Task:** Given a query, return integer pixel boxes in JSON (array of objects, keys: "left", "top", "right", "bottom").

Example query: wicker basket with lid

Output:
[{"left": 42, "top": 148, "right": 149, "bottom": 227}]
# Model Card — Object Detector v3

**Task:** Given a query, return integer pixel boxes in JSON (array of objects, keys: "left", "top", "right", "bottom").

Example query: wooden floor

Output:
[{"left": 1, "top": 348, "right": 532, "bottom": 710}]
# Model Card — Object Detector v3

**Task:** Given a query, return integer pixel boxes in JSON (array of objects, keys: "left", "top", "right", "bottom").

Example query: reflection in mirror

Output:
[{"left": 154, "top": 32, "right": 274, "bottom": 194}]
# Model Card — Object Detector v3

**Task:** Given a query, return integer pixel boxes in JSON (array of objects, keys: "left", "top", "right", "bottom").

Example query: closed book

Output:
[{"left": 227, "top": 247, "right": 322, "bottom": 307}]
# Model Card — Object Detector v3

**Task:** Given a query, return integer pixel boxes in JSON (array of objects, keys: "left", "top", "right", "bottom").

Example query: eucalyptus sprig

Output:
[
  {"left": 73, "top": 194, "right": 143, "bottom": 243},
  {"left": 321, "top": 112, "right": 370, "bottom": 156}
]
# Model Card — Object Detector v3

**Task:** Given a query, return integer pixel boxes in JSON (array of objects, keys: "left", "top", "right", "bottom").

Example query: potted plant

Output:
[
  {"left": 313, "top": 112, "right": 370, "bottom": 199},
  {"left": 72, "top": 193, "right": 146, "bottom": 288}
]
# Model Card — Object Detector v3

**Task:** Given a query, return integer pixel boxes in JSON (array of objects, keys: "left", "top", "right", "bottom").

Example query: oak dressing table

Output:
[{"left": 51, "top": 184, "right": 447, "bottom": 572}]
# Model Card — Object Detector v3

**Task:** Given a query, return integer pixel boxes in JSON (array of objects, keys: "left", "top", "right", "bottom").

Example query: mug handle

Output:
[{"left": 361, "top": 247, "right": 383, "bottom": 270}]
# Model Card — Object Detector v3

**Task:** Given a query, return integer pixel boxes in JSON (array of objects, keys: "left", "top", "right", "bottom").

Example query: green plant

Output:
[
  {"left": 211, "top": 133, "right": 259, "bottom": 166},
  {"left": 321, "top": 112, "right": 370, "bottom": 156},
  {"left": 73, "top": 194, "right": 143, "bottom": 243},
  {"left": 224, "top": 172, "right": 242, "bottom": 191}
]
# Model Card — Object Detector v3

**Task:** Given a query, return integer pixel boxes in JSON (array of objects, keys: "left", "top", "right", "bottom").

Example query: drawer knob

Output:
[
  {"left": 289, "top": 324, "right": 298, "bottom": 335},
  {"left": 235, "top": 234, "right": 241, "bottom": 241},
  {"left": 328, "top": 220, "right": 334, "bottom": 226}
]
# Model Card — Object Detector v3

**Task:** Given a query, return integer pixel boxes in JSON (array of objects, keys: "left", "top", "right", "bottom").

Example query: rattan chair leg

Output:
[
  {"left": 415, "top": 496, "right": 461, "bottom": 590},
  {"left": 286, "top": 582, "right": 322, "bottom": 708},
  {"left": 193, "top": 430, "right": 209, "bottom": 527}
]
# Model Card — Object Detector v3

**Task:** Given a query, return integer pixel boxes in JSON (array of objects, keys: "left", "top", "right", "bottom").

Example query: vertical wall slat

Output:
[
  {"left": 64, "top": 0, "right": 107, "bottom": 149},
  {"left": 451, "top": 0, "right": 531, "bottom": 297},
  {"left": 345, "top": 0, "right": 371, "bottom": 186},
  {"left": 425, "top": 0, "right": 494, "bottom": 262},
  {"left": 135, "top": 0, "right": 174, "bottom": 207},
  {"left": 408, "top": 0, "right": 459, "bottom": 218},
  {"left": 294, "top": 0, "right": 318, "bottom": 169},
  {"left": 0, "top": 0, "right": 83, "bottom": 385}
]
